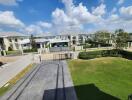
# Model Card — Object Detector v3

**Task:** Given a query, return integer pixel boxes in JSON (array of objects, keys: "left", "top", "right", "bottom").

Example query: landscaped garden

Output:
[{"left": 68, "top": 57, "right": 132, "bottom": 100}]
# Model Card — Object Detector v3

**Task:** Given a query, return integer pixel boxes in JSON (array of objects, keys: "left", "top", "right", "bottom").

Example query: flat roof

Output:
[
  {"left": 35, "top": 39, "right": 49, "bottom": 43},
  {"left": 0, "top": 32, "right": 28, "bottom": 38},
  {"left": 49, "top": 39, "right": 69, "bottom": 43}
]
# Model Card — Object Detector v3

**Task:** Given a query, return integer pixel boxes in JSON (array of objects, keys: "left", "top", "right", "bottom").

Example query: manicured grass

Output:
[
  {"left": 0, "top": 63, "right": 35, "bottom": 96},
  {"left": 68, "top": 57, "right": 132, "bottom": 100},
  {"left": 6, "top": 50, "right": 22, "bottom": 55}
]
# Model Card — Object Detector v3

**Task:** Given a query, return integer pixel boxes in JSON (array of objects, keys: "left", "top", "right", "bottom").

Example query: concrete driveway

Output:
[
  {"left": 0, "top": 54, "right": 33, "bottom": 88},
  {"left": 0, "top": 60, "right": 77, "bottom": 100}
]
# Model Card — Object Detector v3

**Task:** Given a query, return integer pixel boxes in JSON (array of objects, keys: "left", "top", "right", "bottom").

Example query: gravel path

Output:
[{"left": 0, "top": 60, "right": 77, "bottom": 100}]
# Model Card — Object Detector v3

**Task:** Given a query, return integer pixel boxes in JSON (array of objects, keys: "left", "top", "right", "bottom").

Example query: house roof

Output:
[
  {"left": 0, "top": 32, "right": 28, "bottom": 38},
  {"left": 19, "top": 39, "right": 30, "bottom": 44},
  {"left": 35, "top": 39, "right": 49, "bottom": 43},
  {"left": 49, "top": 39, "right": 69, "bottom": 43},
  {"left": 59, "top": 31, "right": 91, "bottom": 36}
]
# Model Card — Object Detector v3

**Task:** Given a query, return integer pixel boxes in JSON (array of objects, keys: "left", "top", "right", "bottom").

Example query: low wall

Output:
[
  {"left": 74, "top": 46, "right": 83, "bottom": 51},
  {"left": 49, "top": 47, "right": 71, "bottom": 52}
]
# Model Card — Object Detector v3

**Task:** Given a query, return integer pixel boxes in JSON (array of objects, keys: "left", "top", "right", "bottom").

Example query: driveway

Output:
[
  {"left": 0, "top": 60, "right": 77, "bottom": 100},
  {"left": 0, "top": 54, "right": 33, "bottom": 88}
]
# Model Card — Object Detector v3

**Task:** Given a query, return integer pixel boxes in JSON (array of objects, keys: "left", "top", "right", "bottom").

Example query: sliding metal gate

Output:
[{"left": 53, "top": 53, "right": 72, "bottom": 60}]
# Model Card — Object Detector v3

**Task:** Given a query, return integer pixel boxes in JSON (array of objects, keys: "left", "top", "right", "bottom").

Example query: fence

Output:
[{"left": 49, "top": 47, "right": 71, "bottom": 52}]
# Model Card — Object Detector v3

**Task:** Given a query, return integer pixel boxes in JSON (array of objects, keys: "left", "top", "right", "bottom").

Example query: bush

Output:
[
  {"left": 23, "top": 48, "right": 37, "bottom": 53},
  {"left": 8, "top": 47, "right": 13, "bottom": 51},
  {"left": 1, "top": 51, "right": 4, "bottom": 56},
  {"left": 6, "top": 50, "right": 21, "bottom": 56},
  {"left": 102, "top": 49, "right": 121, "bottom": 57},
  {"left": 83, "top": 44, "right": 91, "bottom": 49},
  {"left": 119, "top": 50, "right": 132, "bottom": 60},
  {"left": 78, "top": 50, "right": 122, "bottom": 59},
  {"left": 78, "top": 51, "right": 102, "bottom": 59},
  {"left": 100, "top": 43, "right": 112, "bottom": 47}
]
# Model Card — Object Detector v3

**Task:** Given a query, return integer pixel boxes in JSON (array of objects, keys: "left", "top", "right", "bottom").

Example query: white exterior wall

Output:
[
  {"left": 2, "top": 37, "right": 29, "bottom": 51},
  {"left": 3, "top": 38, "right": 10, "bottom": 51}
]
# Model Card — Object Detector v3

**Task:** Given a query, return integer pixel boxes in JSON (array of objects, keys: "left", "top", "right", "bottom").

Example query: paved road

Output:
[
  {"left": 0, "top": 60, "right": 77, "bottom": 100},
  {"left": 0, "top": 54, "right": 33, "bottom": 88}
]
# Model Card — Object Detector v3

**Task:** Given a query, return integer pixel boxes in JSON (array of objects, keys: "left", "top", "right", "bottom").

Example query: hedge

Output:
[
  {"left": 6, "top": 50, "right": 22, "bottom": 55},
  {"left": 101, "top": 49, "right": 122, "bottom": 57},
  {"left": 78, "top": 49, "right": 132, "bottom": 60},
  {"left": 78, "top": 51, "right": 102, "bottom": 59},
  {"left": 1, "top": 51, "right": 5, "bottom": 56},
  {"left": 23, "top": 48, "right": 37, "bottom": 53},
  {"left": 119, "top": 50, "right": 132, "bottom": 60}
]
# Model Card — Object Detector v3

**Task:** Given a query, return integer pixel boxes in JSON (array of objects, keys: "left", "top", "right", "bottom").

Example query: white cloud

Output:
[
  {"left": 118, "top": 0, "right": 124, "bottom": 5},
  {"left": 38, "top": 21, "right": 52, "bottom": 28},
  {"left": 25, "top": 24, "right": 43, "bottom": 34},
  {"left": 120, "top": 6, "right": 132, "bottom": 17},
  {"left": 0, "top": 10, "right": 52, "bottom": 34},
  {"left": 0, "top": 11, "right": 24, "bottom": 28},
  {"left": 62, "top": 0, "right": 73, "bottom": 14},
  {"left": 93, "top": 8, "right": 132, "bottom": 32},
  {"left": 118, "top": 6, "right": 132, "bottom": 23},
  {"left": 52, "top": 0, "right": 102, "bottom": 32},
  {"left": 92, "top": 3, "right": 106, "bottom": 16},
  {"left": 72, "top": 3, "right": 101, "bottom": 23},
  {"left": 108, "top": 14, "right": 119, "bottom": 22},
  {"left": 25, "top": 21, "right": 52, "bottom": 34},
  {"left": 0, "top": 0, "right": 23, "bottom": 6}
]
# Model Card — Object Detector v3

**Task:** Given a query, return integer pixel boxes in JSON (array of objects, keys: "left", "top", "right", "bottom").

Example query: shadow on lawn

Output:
[
  {"left": 75, "top": 84, "right": 120, "bottom": 100},
  {"left": 42, "top": 84, "right": 120, "bottom": 100}
]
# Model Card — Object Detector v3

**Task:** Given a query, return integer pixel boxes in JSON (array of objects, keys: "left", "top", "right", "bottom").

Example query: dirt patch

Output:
[{"left": 0, "top": 56, "right": 22, "bottom": 63}]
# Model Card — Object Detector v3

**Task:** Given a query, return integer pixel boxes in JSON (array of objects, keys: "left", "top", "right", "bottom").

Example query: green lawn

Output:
[{"left": 68, "top": 57, "right": 132, "bottom": 100}]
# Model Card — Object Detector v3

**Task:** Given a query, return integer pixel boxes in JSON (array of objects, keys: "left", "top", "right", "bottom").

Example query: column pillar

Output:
[
  {"left": 12, "top": 39, "right": 17, "bottom": 50},
  {"left": 49, "top": 43, "right": 52, "bottom": 48},
  {"left": 40, "top": 43, "right": 43, "bottom": 48},
  {"left": 3, "top": 50, "right": 6, "bottom": 56},
  {"left": 44, "top": 43, "right": 45, "bottom": 48}
]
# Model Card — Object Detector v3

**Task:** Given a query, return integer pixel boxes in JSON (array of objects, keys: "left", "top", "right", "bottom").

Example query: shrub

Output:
[
  {"left": 8, "top": 47, "right": 13, "bottom": 51},
  {"left": 102, "top": 49, "right": 121, "bottom": 57},
  {"left": 100, "top": 43, "right": 112, "bottom": 47},
  {"left": 23, "top": 48, "right": 37, "bottom": 53},
  {"left": 78, "top": 51, "right": 102, "bottom": 59},
  {"left": 6, "top": 50, "right": 21, "bottom": 56},
  {"left": 1, "top": 51, "right": 4, "bottom": 56},
  {"left": 78, "top": 49, "right": 122, "bottom": 59},
  {"left": 119, "top": 50, "right": 132, "bottom": 60},
  {"left": 83, "top": 44, "right": 91, "bottom": 49}
]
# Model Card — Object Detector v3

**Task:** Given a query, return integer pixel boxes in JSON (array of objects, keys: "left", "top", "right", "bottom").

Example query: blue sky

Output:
[{"left": 0, "top": 0, "right": 132, "bottom": 34}]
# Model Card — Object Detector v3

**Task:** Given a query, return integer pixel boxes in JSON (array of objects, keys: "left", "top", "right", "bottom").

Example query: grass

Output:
[
  {"left": 68, "top": 57, "right": 132, "bottom": 100},
  {"left": 0, "top": 63, "right": 35, "bottom": 96},
  {"left": 6, "top": 50, "right": 22, "bottom": 55}
]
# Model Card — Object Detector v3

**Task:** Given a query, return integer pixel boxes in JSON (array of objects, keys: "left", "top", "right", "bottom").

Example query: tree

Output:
[
  {"left": 94, "top": 30, "right": 111, "bottom": 44},
  {"left": 30, "top": 34, "right": 37, "bottom": 49},
  {"left": 114, "top": 29, "right": 129, "bottom": 50}
]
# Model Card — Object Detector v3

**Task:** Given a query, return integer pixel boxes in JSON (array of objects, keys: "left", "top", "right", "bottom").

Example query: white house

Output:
[{"left": 0, "top": 32, "right": 29, "bottom": 51}]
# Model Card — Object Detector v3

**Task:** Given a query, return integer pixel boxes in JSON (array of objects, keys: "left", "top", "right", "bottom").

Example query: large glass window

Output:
[
  {"left": 15, "top": 38, "right": 18, "bottom": 42},
  {"left": 9, "top": 39, "right": 12, "bottom": 42}
]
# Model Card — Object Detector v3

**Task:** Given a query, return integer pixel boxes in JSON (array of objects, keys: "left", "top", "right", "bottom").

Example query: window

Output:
[
  {"left": 15, "top": 43, "right": 19, "bottom": 49},
  {"left": 9, "top": 39, "right": 12, "bottom": 42},
  {"left": 73, "top": 36, "right": 76, "bottom": 39},
  {"left": 15, "top": 38, "right": 18, "bottom": 42}
]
